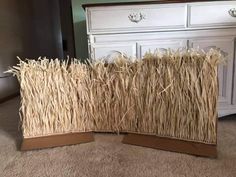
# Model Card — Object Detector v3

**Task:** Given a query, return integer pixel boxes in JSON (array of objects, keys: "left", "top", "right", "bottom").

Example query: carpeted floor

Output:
[{"left": 0, "top": 98, "right": 236, "bottom": 177}]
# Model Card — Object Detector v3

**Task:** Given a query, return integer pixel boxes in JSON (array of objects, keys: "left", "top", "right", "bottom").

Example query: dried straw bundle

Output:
[{"left": 8, "top": 49, "right": 222, "bottom": 144}]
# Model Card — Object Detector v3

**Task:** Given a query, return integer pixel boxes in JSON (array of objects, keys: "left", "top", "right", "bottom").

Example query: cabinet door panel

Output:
[
  {"left": 189, "top": 37, "right": 235, "bottom": 108},
  {"left": 137, "top": 39, "right": 187, "bottom": 58},
  {"left": 90, "top": 43, "right": 136, "bottom": 61}
]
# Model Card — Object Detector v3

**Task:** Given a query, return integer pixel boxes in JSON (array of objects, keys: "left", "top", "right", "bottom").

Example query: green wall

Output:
[{"left": 71, "top": 0, "right": 149, "bottom": 60}]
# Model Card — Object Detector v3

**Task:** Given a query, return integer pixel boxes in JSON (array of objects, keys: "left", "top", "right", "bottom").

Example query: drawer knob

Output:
[
  {"left": 229, "top": 8, "right": 236, "bottom": 17},
  {"left": 105, "top": 50, "right": 128, "bottom": 61},
  {"left": 128, "top": 12, "right": 145, "bottom": 23},
  {"left": 203, "top": 46, "right": 228, "bottom": 57}
]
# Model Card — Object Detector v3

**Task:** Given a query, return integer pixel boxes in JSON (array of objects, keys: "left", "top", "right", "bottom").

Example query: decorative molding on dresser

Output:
[{"left": 84, "top": 0, "right": 236, "bottom": 117}]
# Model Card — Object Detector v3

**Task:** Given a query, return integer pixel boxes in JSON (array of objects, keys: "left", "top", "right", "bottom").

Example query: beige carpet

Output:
[{"left": 0, "top": 98, "right": 236, "bottom": 177}]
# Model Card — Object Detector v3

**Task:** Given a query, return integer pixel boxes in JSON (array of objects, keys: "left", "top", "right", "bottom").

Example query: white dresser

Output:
[{"left": 83, "top": 0, "right": 236, "bottom": 117}]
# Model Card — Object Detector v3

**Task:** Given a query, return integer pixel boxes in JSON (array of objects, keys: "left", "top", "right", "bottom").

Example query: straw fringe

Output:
[{"left": 7, "top": 49, "right": 222, "bottom": 144}]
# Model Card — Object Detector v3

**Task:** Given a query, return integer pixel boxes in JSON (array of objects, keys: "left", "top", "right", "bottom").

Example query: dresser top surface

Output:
[{"left": 82, "top": 0, "right": 229, "bottom": 9}]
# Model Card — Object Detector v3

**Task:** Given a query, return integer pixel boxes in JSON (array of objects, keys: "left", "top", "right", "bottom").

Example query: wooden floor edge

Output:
[
  {"left": 21, "top": 132, "right": 94, "bottom": 151},
  {"left": 122, "top": 133, "right": 217, "bottom": 158}
]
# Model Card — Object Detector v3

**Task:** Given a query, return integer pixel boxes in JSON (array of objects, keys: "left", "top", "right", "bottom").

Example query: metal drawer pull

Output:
[
  {"left": 105, "top": 50, "right": 128, "bottom": 61},
  {"left": 204, "top": 46, "right": 228, "bottom": 57},
  {"left": 128, "top": 12, "right": 146, "bottom": 23},
  {"left": 229, "top": 8, "right": 236, "bottom": 17}
]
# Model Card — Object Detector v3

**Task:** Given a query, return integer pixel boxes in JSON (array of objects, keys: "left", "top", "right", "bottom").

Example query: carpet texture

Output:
[{"left": 0, "top": 97, "right": 236, "bottom": 177}]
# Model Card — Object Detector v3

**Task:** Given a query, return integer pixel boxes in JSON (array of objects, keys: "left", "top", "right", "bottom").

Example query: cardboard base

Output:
[
  {"left": 21, "top": 132, "right": 94, "bottom": 150},
  {"left": 122, "top": 133, "right": 217, "bottom": 158}
]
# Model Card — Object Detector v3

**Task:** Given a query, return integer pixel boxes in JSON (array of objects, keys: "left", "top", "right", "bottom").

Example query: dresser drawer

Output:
[
  {"left": 86, "top": 4, "right": 186, "bottom": 34},
  {"left": 189, "top": 1, "right": 236, "bottom": 28}
]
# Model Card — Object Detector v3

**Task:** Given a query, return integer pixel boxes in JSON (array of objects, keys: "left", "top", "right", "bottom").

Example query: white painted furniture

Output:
[{"left": 84, "top": 0, "right": 236, "bottom": 117}]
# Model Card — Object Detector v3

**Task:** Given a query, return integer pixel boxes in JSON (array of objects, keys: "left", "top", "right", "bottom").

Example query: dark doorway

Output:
[
  {"left": 59, "top": 0, "right": 76, "bottom": 59},
  {"left": 25, "top": 0, "right": 76, "bottom": 59}
]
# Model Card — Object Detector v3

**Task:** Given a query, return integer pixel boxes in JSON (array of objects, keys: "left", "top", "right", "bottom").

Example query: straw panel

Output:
[{"left": 8, "top": 49, "right": 222, "bottom": 144}]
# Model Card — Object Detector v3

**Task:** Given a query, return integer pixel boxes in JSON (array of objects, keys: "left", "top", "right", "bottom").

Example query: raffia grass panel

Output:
[{"left": 8, "top": 49, "right": 222, "bottom": 144}]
